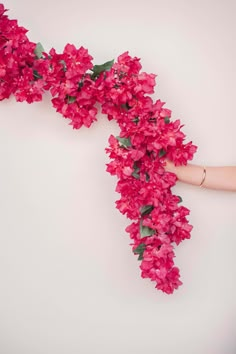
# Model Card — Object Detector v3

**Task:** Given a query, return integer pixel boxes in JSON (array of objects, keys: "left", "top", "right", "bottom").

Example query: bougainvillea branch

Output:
[{"left": 0, "top": 3, "right": 197, "bottom": 294}]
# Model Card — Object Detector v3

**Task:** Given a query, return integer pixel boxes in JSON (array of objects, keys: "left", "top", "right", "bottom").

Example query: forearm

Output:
[{"left": 165, "top": 162, "right": 236, "bottom": 192}]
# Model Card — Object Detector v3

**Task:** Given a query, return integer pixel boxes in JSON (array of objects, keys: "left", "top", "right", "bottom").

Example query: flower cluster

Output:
[
  {"left": 43, "top": 45, "right": 99, "bottom": 129},
  {"left": 0, "top": 5, "right": 101, "bottom": 127},
  {"left": 103, "top": 52, "right": 197, "bottom": 293},
  {"left": 0, "top": 4, "right": 46, "bottom": 102},
  {"left": 0, "top": 3, "right": 197, "bottom": 294}
]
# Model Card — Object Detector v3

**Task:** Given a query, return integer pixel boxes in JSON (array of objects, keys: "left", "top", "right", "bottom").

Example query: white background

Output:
[{"left": 0, "top": 1, "right": 236, "bottom": 353}]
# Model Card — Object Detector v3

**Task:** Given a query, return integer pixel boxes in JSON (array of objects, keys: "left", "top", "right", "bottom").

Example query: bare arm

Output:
[{"left": 164, "top": 161, "right": 236, "bottom": 192}]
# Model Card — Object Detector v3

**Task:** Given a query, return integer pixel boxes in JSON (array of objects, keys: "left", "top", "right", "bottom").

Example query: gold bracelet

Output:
[{"left": 199, "top": 167, "right": 206, "bottom": 187}]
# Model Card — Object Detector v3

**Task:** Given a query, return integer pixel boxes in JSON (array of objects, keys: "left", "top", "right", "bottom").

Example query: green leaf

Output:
[
  {"left": 158, "top": 148, "right": 166, "bottom": 158},
  {"left": 132, "top": 117, "right": 139, "bottom": 125},
  {"left": 145, "top": 172, "right": 150, "bottom": 182},
  {"left": 116, "top": 136, "right": 131, "bottom": 148},
  {"left": 140, "top": 220, "right": 156, "bottom": 238},
  {"left": 121, "top": 103, "right": 131, "bottom": 111},
  {"left": 132, "top": 171, "right": 140, "bottom": 179},
  {"left": 34, "top": 42, "right": 44, "bottom": 59},
  {"left": 177, "top": 196, "right": 183, "bottom": 203},
  {"left": 59, "top": 60, "right": 67, "bottom": 72},
  {"left": 133, "top": 243, "right": 146, "bottom": 260},
  {"left": 33, "top": 70, "right": 43, "bottom": 80},
  {"left": 78, "top": 80, "right": 84, "bottom": 89},
  {"left": 132, "top": 162, "right": 140, "bottom": 179},
  {"left": 66, "top": 95, "right": 76, "bottom": 104},
  {"left": 140, "top": 205, "right": 154, "bottom": 216},
  {"left": 164, "top": 116, "right": 170, "bottom": 124},
  {"left": 91, "top": 59, "right": 114, "bottom": 80}
]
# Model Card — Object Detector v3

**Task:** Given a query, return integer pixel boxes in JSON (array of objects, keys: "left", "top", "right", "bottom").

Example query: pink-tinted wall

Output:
[{"left": 0, "top": 0, "right": 235, "bottom": 353}]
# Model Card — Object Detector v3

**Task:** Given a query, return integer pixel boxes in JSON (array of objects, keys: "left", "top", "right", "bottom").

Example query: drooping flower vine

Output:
[{"left": 0, "top": 3, "right": 197, "bottom": 294}]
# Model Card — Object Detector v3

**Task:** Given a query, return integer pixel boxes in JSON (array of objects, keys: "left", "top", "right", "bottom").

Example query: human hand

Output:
[{"left": 163, "top": 159, "right": 177, "bottom": 174}]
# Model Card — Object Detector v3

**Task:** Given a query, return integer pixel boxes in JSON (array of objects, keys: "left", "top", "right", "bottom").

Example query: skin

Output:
[{"left": 164, "top": 160, "right": 236, "bottom": 192}]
